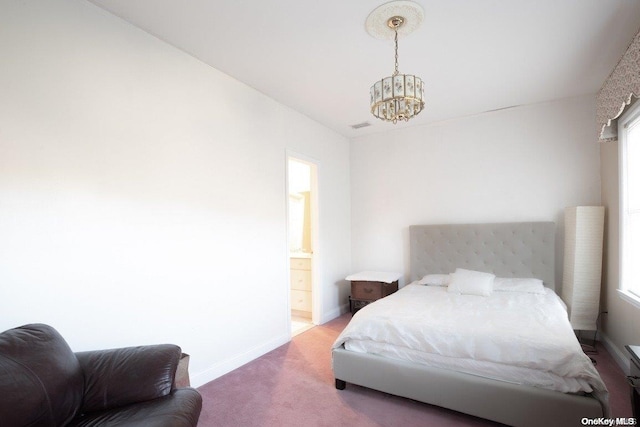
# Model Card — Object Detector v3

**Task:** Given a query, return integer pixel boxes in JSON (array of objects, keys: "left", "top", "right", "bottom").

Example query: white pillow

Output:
[
  {"left": 418, "top": 274, "right": 450, "bottom": 286},
  {"left": 493, "top": 277, "right": 545, "bottom": 294},
  {"left": 447, "top": 268, "right": 495, "bottom": 297}
]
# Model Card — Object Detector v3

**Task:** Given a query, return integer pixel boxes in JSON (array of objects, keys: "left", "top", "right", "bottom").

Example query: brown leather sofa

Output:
[{"left": 0, "top": 323, "right": 202, "bottom": 426}]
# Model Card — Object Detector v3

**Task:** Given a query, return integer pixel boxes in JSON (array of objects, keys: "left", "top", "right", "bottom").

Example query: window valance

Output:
[{"left": 597, "top": 29, "right": 640, "bottom": 142}]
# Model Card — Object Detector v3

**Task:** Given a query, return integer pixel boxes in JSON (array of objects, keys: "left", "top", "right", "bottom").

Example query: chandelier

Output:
[{"left": 367, "top": 1, "right": 425, "bottom": 124}]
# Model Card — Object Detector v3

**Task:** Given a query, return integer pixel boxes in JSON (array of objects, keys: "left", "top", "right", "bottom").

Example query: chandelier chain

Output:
[{"left": 393, "top": 28, "right": 399, "bottom": 76}]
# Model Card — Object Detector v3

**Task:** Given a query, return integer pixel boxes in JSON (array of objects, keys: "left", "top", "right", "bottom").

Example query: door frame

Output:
[{"left": 285, "top": 151, "right": 321, "bottom": 329}]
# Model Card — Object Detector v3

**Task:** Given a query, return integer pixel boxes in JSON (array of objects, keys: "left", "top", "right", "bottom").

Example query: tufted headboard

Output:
[{"left": 409, "top": 222, "right": 556, "bottom": 291}]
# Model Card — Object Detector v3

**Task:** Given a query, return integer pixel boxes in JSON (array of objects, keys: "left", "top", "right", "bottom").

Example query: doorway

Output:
[{"left": 287, "top": 156, "right": 318, "bottom": 336}]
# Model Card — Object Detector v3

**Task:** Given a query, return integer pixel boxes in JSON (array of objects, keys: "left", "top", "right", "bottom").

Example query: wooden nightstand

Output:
[
  {"left": 345, "top": 271, "right": 401, "bottom": 315},
  {"left": 626, "top": 345, "right": 640, "bottom": 417}
]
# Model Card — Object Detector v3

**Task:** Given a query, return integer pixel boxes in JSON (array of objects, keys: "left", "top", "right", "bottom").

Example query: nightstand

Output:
[
  {"left": 626, "top": 345, "right": 640, "bottom": 417},
  {"left": 345, "top": 271, "right": 401, "bottom": 314}
]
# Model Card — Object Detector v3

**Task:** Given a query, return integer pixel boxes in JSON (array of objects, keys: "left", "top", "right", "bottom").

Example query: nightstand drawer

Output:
[
  {"left": 351, "top": 281, "right": 384, "bottom": 300},
  {"left": 290, "top": 269, "right": 311, "bottom": 291},
  {"left": 351, "top": 280, "right": 398, "bottom": 301},
  {"left": 290, "top": 257, "right": 311, "bottom": 270}
]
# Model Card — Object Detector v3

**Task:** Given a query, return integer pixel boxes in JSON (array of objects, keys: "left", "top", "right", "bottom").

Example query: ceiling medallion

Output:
[{"left": 366, "top": 1, "right": 425, "bottom": 124}]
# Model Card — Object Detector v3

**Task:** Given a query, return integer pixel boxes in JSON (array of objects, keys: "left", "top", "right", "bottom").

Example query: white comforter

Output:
[{"left": 333, "top": 283, "right": 609, "bottom": 413}]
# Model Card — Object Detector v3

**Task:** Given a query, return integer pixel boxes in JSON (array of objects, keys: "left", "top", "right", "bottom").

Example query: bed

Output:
[{"left": 332, "top": 222, "right": 609, "bottom": 427}]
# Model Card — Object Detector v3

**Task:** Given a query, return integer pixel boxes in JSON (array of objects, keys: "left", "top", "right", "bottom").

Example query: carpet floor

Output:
[{"left": 197, "top": 313, "right": 632, "bottom": 426}]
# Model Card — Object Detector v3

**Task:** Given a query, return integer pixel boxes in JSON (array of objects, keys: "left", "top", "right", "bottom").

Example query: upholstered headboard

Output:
[{"left": 409, "top": 222, "right": 556, "bottom": 290}]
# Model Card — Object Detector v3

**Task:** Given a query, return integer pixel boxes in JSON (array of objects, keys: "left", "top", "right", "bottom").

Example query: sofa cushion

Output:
[
  {"left": 68, "top": 388, "right": 203, "bottom": 427},
  {"left": 0, "top": 323, "right": 84, "bottom": 426}
]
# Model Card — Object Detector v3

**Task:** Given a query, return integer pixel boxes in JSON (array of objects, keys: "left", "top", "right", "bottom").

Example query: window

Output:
[{"left": 618, "top": 101, "right": 640, "bottom": 308}]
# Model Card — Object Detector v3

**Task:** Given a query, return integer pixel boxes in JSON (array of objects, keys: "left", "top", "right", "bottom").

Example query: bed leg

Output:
[{"left": 335, "top": 379, "right": 346, "bottom": 390}]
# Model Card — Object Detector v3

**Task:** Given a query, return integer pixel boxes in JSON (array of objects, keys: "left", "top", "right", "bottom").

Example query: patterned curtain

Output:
[{"left": 597, "top": 29, "right": 640, "bottom": 142}]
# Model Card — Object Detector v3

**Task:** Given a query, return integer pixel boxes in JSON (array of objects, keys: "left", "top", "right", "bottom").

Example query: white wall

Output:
[
  {"left": 350, "top": 95, "right": 602, "bottom": 289},
  {"left": 0, "top": 0, "right": 351, "bottom": 387}
]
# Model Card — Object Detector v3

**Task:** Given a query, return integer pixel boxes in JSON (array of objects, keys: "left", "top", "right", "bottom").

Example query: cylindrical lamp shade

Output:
[
  {"left": 370, "top": 75, "right": 424, "bottom": 123},
  {"left": 561, "top": 206, "right": 605, "bottom": 331}
]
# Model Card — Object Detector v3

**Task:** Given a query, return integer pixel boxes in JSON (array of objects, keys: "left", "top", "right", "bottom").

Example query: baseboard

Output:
[
  {"left": 190, "top": 332, "right": 290, "bottom": 388},
  {"left": 319, "top": 302, "right": 349, "bottom": 324},
  {"left": 190, "top": 302, "right": 350, "bottom": 387},
  {"left": 599, "top": 331, "right": 630, "bottom": 375}
]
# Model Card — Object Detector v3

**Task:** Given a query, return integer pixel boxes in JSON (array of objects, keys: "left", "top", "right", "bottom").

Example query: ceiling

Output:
[{"left": 87, "top": 0, "right": 640, "bottom": 139}]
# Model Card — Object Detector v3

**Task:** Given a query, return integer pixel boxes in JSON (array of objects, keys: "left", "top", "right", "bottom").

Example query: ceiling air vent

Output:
[{"left": 351, "top": 121, "right": 372, "bottom": 129}]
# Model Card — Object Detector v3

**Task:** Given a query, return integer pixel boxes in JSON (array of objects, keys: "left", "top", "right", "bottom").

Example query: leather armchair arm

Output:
[{"left": 75, "top": 344, "right": 181, "bottom": 414}]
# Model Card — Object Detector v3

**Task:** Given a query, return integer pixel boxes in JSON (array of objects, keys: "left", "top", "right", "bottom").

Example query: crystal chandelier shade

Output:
[{"left": 370, "top": 74, "right": 424, "bottom": 123}]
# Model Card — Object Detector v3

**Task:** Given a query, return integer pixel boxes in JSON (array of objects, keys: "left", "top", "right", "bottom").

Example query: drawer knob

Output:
[{"left": 364, "top": 288, "right": 373, "bottom": 293}]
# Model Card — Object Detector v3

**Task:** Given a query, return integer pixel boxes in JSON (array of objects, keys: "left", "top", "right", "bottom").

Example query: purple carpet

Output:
[{"left": 197, "top": 313, "right": 632, "bottom": 426}]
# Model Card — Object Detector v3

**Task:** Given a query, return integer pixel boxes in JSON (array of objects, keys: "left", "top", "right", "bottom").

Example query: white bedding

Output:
[{"left": 333, "top": 283, "right": 609, "bottom": 413}]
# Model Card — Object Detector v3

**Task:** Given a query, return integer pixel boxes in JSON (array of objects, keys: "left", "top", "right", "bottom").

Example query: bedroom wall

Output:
[
  {"left": 0, "top": 0, "right": 351, "bottom": 387},
  {"left": 600, "top": 141, "right": 640, "bottom": 368},
  {"left": 350, "top": 95, "right": 601, "bottom": 290}
]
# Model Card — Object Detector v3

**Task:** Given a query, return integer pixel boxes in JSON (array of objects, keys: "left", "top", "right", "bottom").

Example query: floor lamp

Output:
[{"left": 561, "top": 206, "right": 605, "bottom": 347}]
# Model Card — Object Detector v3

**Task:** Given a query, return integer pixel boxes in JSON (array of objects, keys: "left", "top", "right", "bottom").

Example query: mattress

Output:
[{"left": 332, "top": 283, "right": 609, "bottom": 413}]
